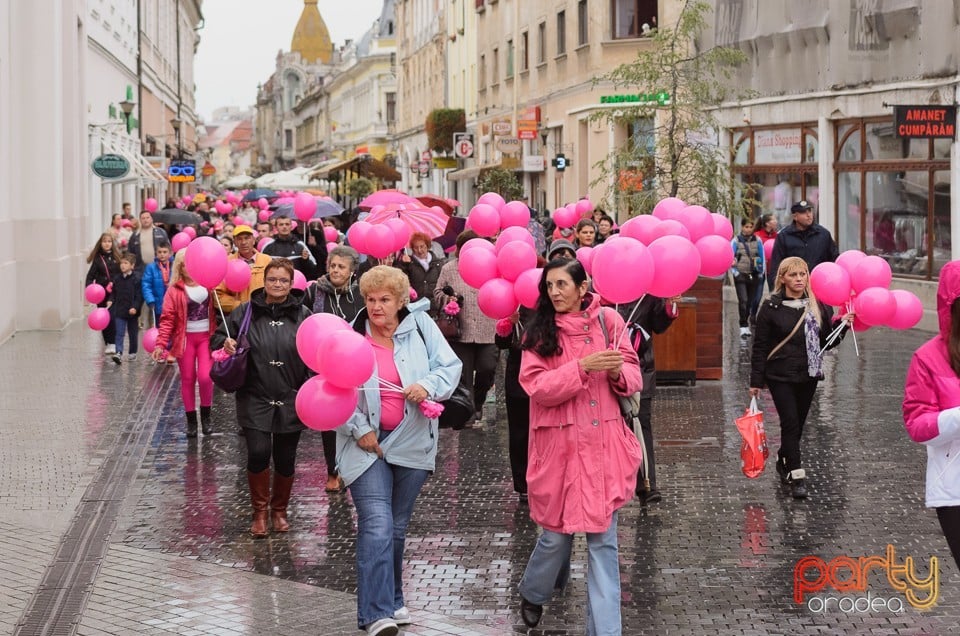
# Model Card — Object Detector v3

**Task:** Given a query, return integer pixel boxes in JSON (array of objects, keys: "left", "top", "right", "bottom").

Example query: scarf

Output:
[
  {"left": 158, "top": 260, "right": 170, "bottom": 285},
  {"left": 413, "top": 252, "right": 432, "bottom": 272},
  {"left": 783, "top": 297, "right": 822, "bottom": 377}
]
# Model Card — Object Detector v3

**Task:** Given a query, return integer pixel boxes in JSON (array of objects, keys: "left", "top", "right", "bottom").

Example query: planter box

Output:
[{"left": 653, "top": 277, "right": 724, "bottom": 384}]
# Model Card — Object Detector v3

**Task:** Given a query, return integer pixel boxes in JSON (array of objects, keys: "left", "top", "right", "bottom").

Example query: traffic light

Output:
[{"left": 552, "top": 154, "right": 570, "bottom": 171}]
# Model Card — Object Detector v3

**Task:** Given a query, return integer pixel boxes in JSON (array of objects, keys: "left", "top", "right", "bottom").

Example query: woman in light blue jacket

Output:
[{"left": 337, "top": 265, "right": 462, "bottom": 636}]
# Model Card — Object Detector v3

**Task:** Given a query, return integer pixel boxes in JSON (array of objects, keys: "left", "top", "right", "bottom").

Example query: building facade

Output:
[
  {"left": 444, "top": 0, "right": 479, "bottom": 205},
  {"left": 702, "top": 0, "right": 960, "bottom": 318}
]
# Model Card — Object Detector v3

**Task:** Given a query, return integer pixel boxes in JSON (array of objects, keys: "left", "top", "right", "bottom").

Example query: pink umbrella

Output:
[
  {"left": 359, "top": 189, "right": 414, "bottom": 210},
  {"left": 364, "top": 202, "right": 449, "bottom": 238},
  {"left": 416, "top": 194, "right": 460, "bottom": 215}
]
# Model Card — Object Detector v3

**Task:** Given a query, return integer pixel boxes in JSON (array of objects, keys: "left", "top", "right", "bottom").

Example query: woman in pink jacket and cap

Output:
[
  {"left": 903, "top": 260, "right": 960, "bottom": 569},
  {"left": 517, "top": 257, "right": 643, "bottom": 635}
]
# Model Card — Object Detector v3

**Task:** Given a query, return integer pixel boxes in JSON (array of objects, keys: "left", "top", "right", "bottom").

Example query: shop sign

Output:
[
  {"left": 523, "top": 155, "right": 545, "bottom": 172},
  {"left": 495, "top": 137, "right": 522, "bottom": 155},
  {"left": 92, "top": 154, "right": 130, "bottom": 179},
  {"left": 201, "top": 162, "right": 216, "bottom": 177},
  {"left": 168, "top": 160, "right": 196, "bottom": 183},
  {"left": 600, "top": 92, "right": 670, "bottom": 105},
  {"left": 453, "top": 133, "right": 475, "bottom": 159},
  {"left": 432, "top": 157, "right": 458, "bottom": 169},
  {"left": 492, "top": 120, "right": 512, "bottom": 135},
  {"left": 501, "top": 156, "right": 520, "bottom": 170},
  {"left": 894, "top": 105, "right": 957, "bottom": 139},
  {"left": 754, "top": 129, "right": 801, "bottom": 164},
  {"left": 518, "top": 106, "right": 541, "bottom": 140}
]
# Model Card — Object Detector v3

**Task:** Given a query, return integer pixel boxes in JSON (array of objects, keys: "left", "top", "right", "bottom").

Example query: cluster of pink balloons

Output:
[
  {"left": 84, "top": 284, "right": 110, "bottom": 331},
  {"left": 552, "top": 199, "right": 595, "bottom": 229},
  {"left": 464, "top": 192, "right": 531, "bottom": 237},
  {"left": 295, "top": 314, "right": 373, "bottom": 431},
  {"left": 458, "top": 226, "right": 541, "bottom": 319},
  {"left": 347, "top": 218, "right": 413, "bottom": 259},
  {"left": 810, "top": 251, "right": 922, "bottom": 330}
]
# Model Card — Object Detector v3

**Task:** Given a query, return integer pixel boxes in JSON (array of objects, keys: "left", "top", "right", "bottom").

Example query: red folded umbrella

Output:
[{"left": 416, "top": 194, "right": 460, "bottom": 216}]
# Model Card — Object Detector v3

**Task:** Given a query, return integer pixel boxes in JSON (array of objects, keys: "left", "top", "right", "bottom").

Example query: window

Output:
[
  {"left": 506, "top": 39, "right": 514, "bottom": 78},
  {"left": 479, "top": 53, "right": 486, "bottom": 88},
  {"left": 556, "top": 10, "right": 566, "bottom": 56},
  {"left": 284, "top": 129, "right": 293, "bottom": 150},
  {"left": 578, "top": 1, "right": 589, "bottom": 46},
  {"left": 537, "top": 22, "right": 546, "bottom": 64},
  {"left": 492, "top": 47, "right": 499, "bottom": 84},
  {"left": 385, "top": 92, "right": 396, "bottom": 123},
  {"left": 520, "top": 31, "right": 529, "bottom": 71},
  {"left": 612, "top": 0, "right": 658, "bottom": 39}
]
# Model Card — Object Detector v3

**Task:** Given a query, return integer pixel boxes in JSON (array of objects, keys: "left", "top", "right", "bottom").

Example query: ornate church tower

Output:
[{"left": 291, "top": 0, "right": 333, "bottom": 65}]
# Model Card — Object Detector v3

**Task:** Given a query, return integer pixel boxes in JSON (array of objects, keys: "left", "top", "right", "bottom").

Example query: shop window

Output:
[
  {"left": 837, "top": 172, "right": 862, "bottom": 254},
  {"left": 733, "top": 135, "right": 749, "bottom": 165},
  {"left": 865, "top": 122, "right": 928, "bottom": 160},
  {"left": 934, "top": 138, "right": 951, "bottom": 159},
  {"left": 838, "top": 125, "right": 861, "bottom": 162},
  {"left": 803, "top": 133, "right": 818, "bottom": 163}
]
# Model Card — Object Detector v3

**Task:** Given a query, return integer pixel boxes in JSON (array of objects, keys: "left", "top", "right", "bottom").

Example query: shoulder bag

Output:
[
  {"left": 434, "top": 291, "right": 463, "bottom": 341},
  {"left": 210, "top": 302, "right": 253, "bottom": 393}
]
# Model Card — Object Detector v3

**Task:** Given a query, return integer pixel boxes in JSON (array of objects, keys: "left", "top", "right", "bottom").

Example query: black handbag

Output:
[
  {"left": 210, "top": 302, "right": 253, "bottom": 393},
  {"left": 434, "top": 288, "right": 463, "bottom": 340},
  {"left": 438, "top": 381, "right": 473, "bottom": 430}
]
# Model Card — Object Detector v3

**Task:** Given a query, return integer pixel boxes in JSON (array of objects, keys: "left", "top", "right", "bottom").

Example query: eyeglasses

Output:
[{"left": 265, "top": 277, "right": 292, "bottom": 285}]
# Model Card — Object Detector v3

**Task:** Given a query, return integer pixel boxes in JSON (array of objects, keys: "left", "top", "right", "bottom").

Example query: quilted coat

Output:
[
  {"left": 903, "top": 260, "right": 960, "bottom": 507},
  {"left": 520, "top": 293, "right": 643, "bottom": 534}
]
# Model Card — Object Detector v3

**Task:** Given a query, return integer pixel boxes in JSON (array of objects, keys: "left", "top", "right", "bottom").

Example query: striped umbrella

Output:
[{"left": 364, "top": 202, "right": 449, "bottom": 238}]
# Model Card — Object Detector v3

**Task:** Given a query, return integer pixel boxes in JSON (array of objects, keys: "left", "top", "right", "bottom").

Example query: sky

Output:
[{"left": 194, "top": 0, "right": 385, "bottom": 121}]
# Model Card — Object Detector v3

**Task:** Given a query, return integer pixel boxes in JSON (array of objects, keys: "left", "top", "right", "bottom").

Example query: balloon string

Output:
[
  {"left": 613, "top": 295, "right": 645, "bottom": 351},
  {"left": 213, "top": 290, "right": 231, "bottom": 340}
]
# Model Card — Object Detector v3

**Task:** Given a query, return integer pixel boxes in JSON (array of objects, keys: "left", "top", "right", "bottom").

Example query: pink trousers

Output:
[{"left": 179, "top": 331, "right": 213, "bottom": 411}]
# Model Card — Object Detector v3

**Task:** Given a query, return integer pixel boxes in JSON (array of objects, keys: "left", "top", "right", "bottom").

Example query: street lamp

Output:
[{"left": 119, "top": 98, "right": 136, "bottom": 134}]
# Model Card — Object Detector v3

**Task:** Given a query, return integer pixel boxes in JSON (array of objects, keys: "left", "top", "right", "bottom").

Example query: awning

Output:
[
  {"left": 309, "top": 155, "right": 401, "bottom": 182},
  {"left": 92, "top": 131, "right": 167, "bottom": 185},
  {"left": 446, "top": 161, "right": 516, "bottom": 181}
]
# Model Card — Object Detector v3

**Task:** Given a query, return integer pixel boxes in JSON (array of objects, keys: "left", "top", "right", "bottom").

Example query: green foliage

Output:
[
  {"left": 591, "top": 0, "right": 755, "bottom": 219},
  {"left": 346, "top": 176, "right": 375, "bottom": 200},
  {"left": 477, "top": 168, "right": 524, "bottom": 202},
  {"left": 425, "top": 109, "right": 466, "bottom": 153}
]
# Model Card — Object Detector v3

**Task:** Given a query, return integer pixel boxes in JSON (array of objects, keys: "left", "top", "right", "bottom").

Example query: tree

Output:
[
  {"left": 346, "top": 176, "right": 374, "bottom": 200},
  {"left": 477, "top": 167, "right": 524, "bottom": 202},
  {"left": 592, "top": 0, "right": 754, "bottom": 218}
]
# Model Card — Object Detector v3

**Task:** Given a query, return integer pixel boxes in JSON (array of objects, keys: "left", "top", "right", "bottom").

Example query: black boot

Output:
[
  {"left": 787, "top": 469, "right": 808, "bottom": 499},
  {"left": 185, "top": 411, "right": 198, "bottom": 438},
  {"left": 200, "top": 406, "right": 213, "bottom": 436}
]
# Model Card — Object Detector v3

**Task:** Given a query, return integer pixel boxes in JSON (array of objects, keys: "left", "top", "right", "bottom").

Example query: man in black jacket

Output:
[
  {"left": 263, "top": 216, "right": 317, "bottom": 279},
  {"left": 128, "top": 210, "right": 170, "bottom": 272},
  {"left": 767, "top": 200, "right": 838, "bottom": 286}
]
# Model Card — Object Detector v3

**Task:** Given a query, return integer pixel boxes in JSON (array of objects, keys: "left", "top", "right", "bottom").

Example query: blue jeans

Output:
[
  {"left": 348, "top": 457, "right": 429, "bottom": 628},
  {"left": 519, "top": 512, "right": 621, "bottom": 636},
  {"left": 114, "top": 315, "right": 139, "bottom": 355}
]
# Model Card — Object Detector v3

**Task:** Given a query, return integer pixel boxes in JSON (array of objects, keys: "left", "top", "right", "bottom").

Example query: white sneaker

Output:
[
  {"left": 105, "top": 344, "right": 117, "bottom": 355},
  {"left": 739, "top": 327, "right": 751, "bottom": 337},
  {"left": 393, "top": 606, "right": 411, "bottom": 625},
  {"left": 365, "top": 618, "right": 398, "bottom": 636},
  {"left": 128, "top": 354, "right": 137, "bottom": 361}
]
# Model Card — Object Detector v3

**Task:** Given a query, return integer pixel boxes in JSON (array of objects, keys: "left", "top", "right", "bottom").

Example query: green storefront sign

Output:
[
  {"left": 600, "top": 92, "right": 671, "bottom": 105},
  {"left": 92, "top": 154, "right": 130, "bottom": 179}
]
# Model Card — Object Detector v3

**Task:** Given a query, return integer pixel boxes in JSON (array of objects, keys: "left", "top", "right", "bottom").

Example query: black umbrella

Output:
[
  {"left": 152, "top": 208, "right": 203, "bottom": 226},
  {"left": 241, "top": 188, "right": 278, "bottom": 202},
  {"left": 435, "top": 216, "right": 467, "bottom": 251}
]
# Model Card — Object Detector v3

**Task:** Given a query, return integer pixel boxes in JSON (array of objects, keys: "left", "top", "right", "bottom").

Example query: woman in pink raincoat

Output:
[
  {"left": 903, "top": 260, "right": 960, "bottom": 569},
  {"left": 517, "top": 257, "right": 642, "bottom": 635}
]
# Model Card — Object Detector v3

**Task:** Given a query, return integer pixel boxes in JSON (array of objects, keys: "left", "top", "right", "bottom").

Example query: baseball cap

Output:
[
  {"left": 791, "top": 200, "right": 813, "bottom": 213},
  {"left": 233, "top": 225, "right": 254, "bottom": 237}
]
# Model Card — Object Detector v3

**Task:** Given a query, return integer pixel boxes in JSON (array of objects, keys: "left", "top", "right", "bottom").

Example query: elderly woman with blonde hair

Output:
[{"left": 337, "top": 265, "right": 462, "bottom": 636}]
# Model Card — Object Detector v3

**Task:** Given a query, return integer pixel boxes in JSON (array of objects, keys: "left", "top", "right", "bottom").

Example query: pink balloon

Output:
[
  {"left": 293, "top": 192, "right": 316, "bottom": 222},
  {"left": 181, "top": 195, "right": 192, "bottom": 205},
  {"left": 326, "top": 241, "right": 339, "bottom": 252},
  {"left": 888, "top": 289, "right": 924, "bottom": 330},
  {"left": 458, "top": 246, "right": 499, "bottom": 288},
  {"left": 184, "top": 236, "right": 228, "bottom": 288},
  {"left": 646, "top": 236, "right": 701, "bottom": 297},
  {"left": 851, "top": 255, "right": 892, "bottom": 293},
  {"left": 292, "top": 269, "right": 307, "bottom": 291},
  {"left": 576, "top": 246, "right": 594, "bottom": 275},
  {"left": 652, "top": 197, "right": 685, "bottom": 220},
  {"left": 497, "top": 241, "right": 538, "bottom": 282},
  {"left": 347, "top": 221, "right": 373, "bottom": 253},
  {"left": 384, "top": 218, "right": 412, "bottom": 252},
  {"left": 171, "top": 232, "right": 191, "bottom": 253},
  {"left": 514, "top": 268, "right": 543, "bottom": 309},
  {"left": 500, "top": 201, "right": 531, "bottom": 229},
  {"left": 258, "top": 210, "right": 271, "bottom": 222},
  {"left": 467, "top": 203, "right": 501, "bottom": 237},
  {"left": 291, "top": 221, "right": 298, "bottom": 231},
  {"left": 711, "top": 213, "right": 734, "bottom": 241},
  {"left": 224, "top": 258, "right": 252, "bottom": 293},
  {"left": 460, "top": 237, "right": 496, "bottom": 256},
  {"left": 553, "top": 206, "right": 579, "bottom": 229},
  {"left": 809, "top": 262, "right": 852, "bottom": 306},
  {"left": 836, "top": 249, "right": 866, "bottom": 274},
  {"left": 258, "top": 197, "right": 270, "bottom": 210},
  {"left": 296, "top": 376, "right": 359, "bottom": 431},
  {"left": 324, "top": 226, "right": 339, "bottom": 243},
  {"left": 142, "top": 327, "right": 159, "bottom": 352},
  {"left": 182, "top": 226, "right": 197, "bottom": 239},
  {"left": 695, "top": 235, "right": 735, "bottom": 277},
  {"left": 591, "top": 237, "right": 655, "bottom": 304},
  {"left": 619, "top": 215, "right": 662, "bottom": 245},
  {"left": 144, "top": 198, "right": 158, "bottom": 212},
  {"left": 854, "top": 286, "right": 897, "bottom": 326},
  {"left": 495, "top": 226, "right": 536, "bottom": 253},
  {"left": 296, "top": 313, "right": 351, "bottom": 372},
  {"left": 477, "top": 192, "right": 506, "bottom": 210},
  {"left": 87, "top": 307, "right": 111, "bottom": 331},
  {"left": 575, "top": 199, "right": 594, "bottom": 217},
  {"left": 257, "top": 237, "right": 271, "bottom": 252},
  {"left": 365, "top": 224, "right": 397, "bottom": 259},
  {"left": 317, "top": 330, "right": 376, "bottom": 388},
  {"left": 478, "top": 278, "right": 518, "bottom": 319},
  {"left": 652, "top": 219, "right": 691, "bottom": 241},
  {"left": 84, "top": 283, "right": 106, "bottom": 304},
  {"left": 680, "top": 205, "right": 714, "bottom": 243},
  {"left": 763, "top": 238, "right": 775, "bottom": 261},
  {"left": 232, "top": 216, "right": 245, "bottom": 226}
]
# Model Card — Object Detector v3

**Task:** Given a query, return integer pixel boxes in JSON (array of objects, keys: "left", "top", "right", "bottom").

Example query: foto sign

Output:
[
  {"left": 91, "top": 154, "right": 130, "bottom": 179},
  {"left": 496, "top": 136, "right": 522, "bottom": 155}
]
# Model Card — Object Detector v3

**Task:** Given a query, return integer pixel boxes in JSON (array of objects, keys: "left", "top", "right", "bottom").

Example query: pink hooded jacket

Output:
[
  {"left": 903, "top": 260, "right": 960, "bottom": 507},
  {"left": 520, "top": 294, "right": 643, "bottom": 534}
]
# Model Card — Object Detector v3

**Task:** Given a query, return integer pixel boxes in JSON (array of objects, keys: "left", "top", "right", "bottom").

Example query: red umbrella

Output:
[
  {"left": 364, "top": 202, "right": 449, "bottom": 238},
  {"left": 416, "top": 194, "right": 460, "bottom": 216},
  {"left": 359, "top": 189, "right": 414, "bottom": 210}
]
